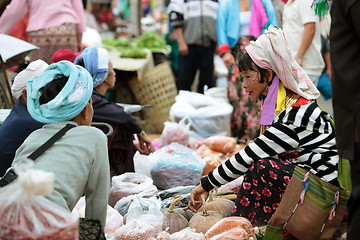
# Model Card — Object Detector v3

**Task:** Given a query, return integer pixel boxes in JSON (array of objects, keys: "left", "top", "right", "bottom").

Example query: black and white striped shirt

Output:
[{"left": 201, "top": 101, "right": 339, "bottom": 191}]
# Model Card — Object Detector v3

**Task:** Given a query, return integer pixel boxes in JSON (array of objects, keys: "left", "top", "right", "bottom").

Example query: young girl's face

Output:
[{"left": 241, "top": 69, "right": 269, "bottom": 100}]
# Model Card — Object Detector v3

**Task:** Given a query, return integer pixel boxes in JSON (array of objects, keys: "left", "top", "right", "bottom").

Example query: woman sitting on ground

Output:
[
  {"left": 10, "top": 60, "right": 110, "bottom": 226},
  {"left": 74, "top": 47, "right": 155, "bottom": 176},
  {"left": 189, "top": 26, "right": 338, "bottom": 227}
]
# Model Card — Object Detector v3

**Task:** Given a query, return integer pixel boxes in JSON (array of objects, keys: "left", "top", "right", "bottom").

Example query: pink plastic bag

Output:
[{"left": 160, "top": 117, "right": 191, "bottom": 147}]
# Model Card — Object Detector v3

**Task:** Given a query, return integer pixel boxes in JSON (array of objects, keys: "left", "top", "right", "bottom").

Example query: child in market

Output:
[{"left": 188, "top": 25, "right": 338, "bottom": 227}]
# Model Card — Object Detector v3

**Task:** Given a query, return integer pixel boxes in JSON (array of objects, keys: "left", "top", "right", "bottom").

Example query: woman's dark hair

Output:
[
  {"left": 75, "top": 58, "right": 85, "bottom": 68},
  {"left": 39, "top": 76, "right": 68, "bottom": 104},
  {"left": 238, "top": 53, "right": 269, "bottom": 84}
]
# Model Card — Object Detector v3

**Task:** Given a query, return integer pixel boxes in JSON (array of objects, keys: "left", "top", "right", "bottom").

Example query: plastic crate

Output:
[{"left": 128, "top": 62, "right": 177, "bottom": 133}]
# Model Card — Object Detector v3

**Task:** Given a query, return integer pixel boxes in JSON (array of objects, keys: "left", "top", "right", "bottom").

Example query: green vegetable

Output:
[
  {"left": 102, "top": 38, "right": 132, "bottom": 48},
  {"left": 119, "top": 49, "right": 147, "bottom": 59},
  {"left": 135, "top": 32, "right": 167, "bottom": 50}
]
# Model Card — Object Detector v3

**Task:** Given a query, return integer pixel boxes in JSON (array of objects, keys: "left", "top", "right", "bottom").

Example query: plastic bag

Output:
[
  {"left": 134, "top": 142, "right": 195, "bottom": 177},
  {"left": 0, "top": 169, "right": 78, "bottom": 239},
  {"left": 114, "top": 197, "right": 163, "bottom": 240},
  {"left": 160, "top": 117, "right": 191, "bottom": 147},
  {"left": 170, "top": 227, "right": 205, "bottom": 240},
  {"left": 151, "top": 152, "right": 205, "bottom": 189},
  {"left": 108, "top": 172, "right": 158, "bottom": 207},
  {"left": 114, "top": 195, "right": 159, "bottom": 216},
  {"left": 169, "top": 91, "right": 233, "bottom": 138},
  {"left": 203, "top": 136, "right": 237, "bottom": 154}
]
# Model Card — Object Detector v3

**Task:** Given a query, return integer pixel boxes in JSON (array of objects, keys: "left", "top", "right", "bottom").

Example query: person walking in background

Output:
[
  {"left": 282, "top": 0, "right": 324, "bottom": 86},
  {"left": 0, "top": 60, "right": 47, "bottom": 176},
  {"left": 217, "top": 0, "right": 277, "bottom": 142},
  {"left": 168, "top": 0, "right": 218, "bottom": 94},
  {"left": 330, "top": 0, "right": 360, "bottom": 238},
  {"left": 0, "top": 0, "right": 86, "bottom": 64}
]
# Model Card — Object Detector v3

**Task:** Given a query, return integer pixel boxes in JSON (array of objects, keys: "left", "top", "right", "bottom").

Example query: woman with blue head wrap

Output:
[
  {"left": 75, "top": 47, "right": 155, "bottom": 176},
  {"left": 10, "top": 60, "right": 110, "bottom": 226}
]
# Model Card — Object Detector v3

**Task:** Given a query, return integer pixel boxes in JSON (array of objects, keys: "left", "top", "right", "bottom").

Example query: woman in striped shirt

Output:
[{"left": 189, "top": 26, "right": 338, "bottom": 226}]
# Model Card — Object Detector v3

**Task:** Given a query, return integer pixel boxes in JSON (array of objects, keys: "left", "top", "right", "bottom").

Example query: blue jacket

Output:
[
  {"left": 217, "top": 0, "right": 277, "bottom": 51},
  {"left": 0, "top": 103, "right": 44, "bottom": 176}
]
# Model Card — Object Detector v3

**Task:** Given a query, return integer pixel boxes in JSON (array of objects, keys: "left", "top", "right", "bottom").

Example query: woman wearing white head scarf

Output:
[
  {"left": 189, "top": 26, "right": 337, "bottom": 227},
  {"left": 0, "top": 60, "right": 48, "bottom": 176},
  {"left": 75, "top": 47, "right": 155, "bottom": 177},
  {"left": 10, "top": 60, "right": 110, "bottom": 226}
]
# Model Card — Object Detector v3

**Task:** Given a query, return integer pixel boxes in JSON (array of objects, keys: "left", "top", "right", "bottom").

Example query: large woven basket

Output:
[{"left": 128, "top": 62, "right": 177, "bottom": 133}]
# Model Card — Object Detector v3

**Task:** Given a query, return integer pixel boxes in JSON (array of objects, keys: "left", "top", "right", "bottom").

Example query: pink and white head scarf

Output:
[{"left": 245, "top": 25, "right": 320, "bottom": 100}]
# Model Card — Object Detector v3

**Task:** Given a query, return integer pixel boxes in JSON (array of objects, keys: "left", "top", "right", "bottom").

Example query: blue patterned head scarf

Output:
[
  {"left": 26, "top": 60, "right": 94, "bottom": 123},
  {"left": 74, "top": 46, "right": 109, "bottom": 87}
]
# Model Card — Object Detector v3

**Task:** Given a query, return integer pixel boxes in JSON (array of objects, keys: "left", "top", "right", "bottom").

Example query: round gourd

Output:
[
  {"left": 162, "top": 196, "right": 189, "bottom": 234},
  {"left": 199, "top": 190, "right": 235, "bottom": 217},
  {"left": 173, "top": 208, "right": 195, "bottom": 221},
  {"left": 188, "top": 196, "right": 223, "bottom": 234}
]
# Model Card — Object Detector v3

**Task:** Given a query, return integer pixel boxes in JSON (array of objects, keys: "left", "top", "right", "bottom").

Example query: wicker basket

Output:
[{"left": 128, "top": 62, "right": 177, "bottom": 133}]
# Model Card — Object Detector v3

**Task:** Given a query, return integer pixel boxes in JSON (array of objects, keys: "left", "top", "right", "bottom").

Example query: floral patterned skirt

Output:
[
  {"left": 231, "top": 158, "right": 295, "bottom": 227},
  {"left": 228, "top": 42, "right": 261, "bottom": 143}
]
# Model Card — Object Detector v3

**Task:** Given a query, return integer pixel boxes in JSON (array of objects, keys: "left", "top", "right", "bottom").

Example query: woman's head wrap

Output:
[
  {"left": 74, "top": 47, "right": 109, "bottom": 87},
  {"left": 26, "top": 60, "right": 93, "bottom": 123},
  {"left": 245, "top": 25, "right": 320, "bottom": 100},
  {"left": 11, "top": 60, "right": 49, "bottom": 100},
  {"left": 245, "top": 25, "right": 320, "bottom": 126}
]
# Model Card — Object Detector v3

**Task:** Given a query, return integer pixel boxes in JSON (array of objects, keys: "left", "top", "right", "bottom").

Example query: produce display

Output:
[
  {"left": 102, "top": 31, "right": 168, "bottom": 60},
  {"left": 4, "top": 129, "right": 259, "bottom": 240},
  {"left": 135, "top": 31, "right": 168, "bottom": 50},
  {"left": 102, "top": 38, "right": 148, "bottom": 59}
]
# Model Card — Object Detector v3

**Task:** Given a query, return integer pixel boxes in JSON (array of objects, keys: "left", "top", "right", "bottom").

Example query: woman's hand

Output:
[
  {"left": 222, "top": 52, "right": 235, "bottom": 68},
  {"left": 186, "top": 184, "right": 209, "bottom": 212},
  {"left": 135, "top": 131, "right": 155, "bottom": 155}
]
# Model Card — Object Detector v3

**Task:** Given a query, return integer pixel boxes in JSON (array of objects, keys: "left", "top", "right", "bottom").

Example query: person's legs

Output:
[
  {"left": 347, "top": 143, "right": 360, "bottom": 239},
  {"left": 176, "top": 45, "right": 197, "bottom": 91},
  {"left": 197, "top": 44, "right": 215, "bottom": 93},
  {"left": 231, "top": 158, "right": 294, "bottom": 226}
]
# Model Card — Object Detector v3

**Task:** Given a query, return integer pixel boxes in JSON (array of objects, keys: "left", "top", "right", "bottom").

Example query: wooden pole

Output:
[{"left": 129, "top": 0, "right": 142, "bottom": 38}]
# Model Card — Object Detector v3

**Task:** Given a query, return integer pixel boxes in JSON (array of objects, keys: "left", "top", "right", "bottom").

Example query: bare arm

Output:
[
  {"left": 174, "top": 27, "right": 189, "bottom": 55},
  {"left": 295, "top": 22, "right": 315, "bottom": 65}
]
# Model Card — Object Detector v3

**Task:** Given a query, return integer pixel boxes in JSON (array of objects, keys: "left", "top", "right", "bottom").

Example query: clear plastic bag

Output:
[
  {"left": 114, "top": 197, "right": 163, "bottom": 240},
  {"left": 169, "top": 91, "right": 233, "bottom": 138},
  {"left": 108, "top": 172, "right": 158, "bottom": 207},
  {"left": 134, "top": 142, "right": 195, "bottom": 177},
  {"left": 114, "top": 195, "right": 159, "bottom": 217},
  {"left": 170, "top": 227, "right": 205, "bottom": 240},
  {"left": 0, "top": 169, "right": 78, "bottom": 239},
  {"left": 160, "top": 117, "right": 191, "bottom": 147},
  {"left": 151, "top": 152, "right": 205, "bottom": 189}
]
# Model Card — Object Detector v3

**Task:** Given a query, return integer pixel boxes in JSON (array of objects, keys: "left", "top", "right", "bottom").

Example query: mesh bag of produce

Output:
[
  {"left": 0, "top": 169, "right": 78, "bottom": 239},
  {"left": 151, "top": 152, "right": 205, "bottom": 189}
]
